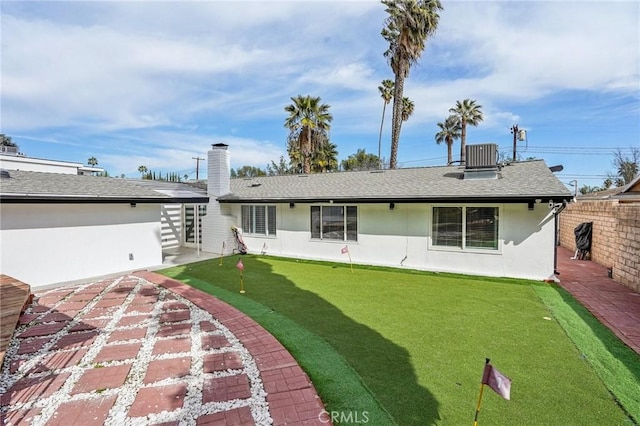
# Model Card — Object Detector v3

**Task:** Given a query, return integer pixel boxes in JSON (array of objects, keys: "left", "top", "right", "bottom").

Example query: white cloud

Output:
[
  {"left": 98, "top": 132, "right": 284, "bottom": 176},
  {"left": 1, "top": 0, "right": 637, "bottom": 179},
  {"left": 430, "top": 2, "right": 639, "bottom": 96},
  {"left": 298, "top": 62, "right": 376, "bottom": 91}
]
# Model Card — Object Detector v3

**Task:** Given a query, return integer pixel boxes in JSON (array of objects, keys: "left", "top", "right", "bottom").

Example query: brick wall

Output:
[
  {"left": 559, "top": 200, "right": 639, "bottom": 292},
  {"left": 616, "top": 205, "right": 640, "bottom": 290}
]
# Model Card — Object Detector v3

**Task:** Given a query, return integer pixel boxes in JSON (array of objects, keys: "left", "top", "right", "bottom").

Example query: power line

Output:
[
  {"left": 557, "top": 173, "right": 610, "bottom": 177},
  {"left": 526, "top": 145, "right": 636, "bottom": 151},
  {"left": 395, "top": 145, "right": 637, "bottom": 168},
  {"left": 513, "top": 146, "right": 637, "bottom": 155}
]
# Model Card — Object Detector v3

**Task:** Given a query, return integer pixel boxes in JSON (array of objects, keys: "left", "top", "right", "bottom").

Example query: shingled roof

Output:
[
  {"left": 220, "top": 160, "right": 571, "bottom": 204},
  {"left": 0, "top": 170, "right": 209, "bottom": 203}
]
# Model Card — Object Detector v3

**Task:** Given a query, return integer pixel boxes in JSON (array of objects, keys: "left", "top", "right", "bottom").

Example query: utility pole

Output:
[
  {"left": 570, "top": 179, "right": 578, "bottom": 197},
  {"left": 192, "top": 156, "right": 205, "bottom": 181},
  {"left": 510, "top": 124, "right": 519, "bottom": 162}
]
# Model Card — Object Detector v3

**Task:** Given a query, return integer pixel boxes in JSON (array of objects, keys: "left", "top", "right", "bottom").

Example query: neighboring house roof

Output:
[
  {"left": 578, "top": 174, "right": 640, "bottom": 202},
  {"left": 612, "top": 174, "right": 640, "bottom": 202},
  {"left": 125, "top": 179, "right": 209, "bottom": 202},
  {"left": 0, "top": 170, "right": 209, "bottom": 204},
  {"left": 220, "top": 159, "right": 571, "bottom": 204},
  {"left": 0, "top": 153, "right": 105, "bottom": 175}
]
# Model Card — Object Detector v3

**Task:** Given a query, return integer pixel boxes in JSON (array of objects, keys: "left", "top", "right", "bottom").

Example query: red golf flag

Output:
[
  {"left": 482, "top": 362, "right": 512, "bottom": 400},
  {"left": 236, "top": 259, "right": 244, "bottom": 271},
  {"left": 341, "top": 245, "right": 349, "bottom": 254}
]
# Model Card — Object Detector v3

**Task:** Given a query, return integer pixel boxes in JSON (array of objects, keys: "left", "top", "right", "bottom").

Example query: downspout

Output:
[
  {"left": 195, "top": 204, "right": 200, "bottom": 258},
  {"left": 552, "top": 200, "right": 569, "bottom": 275}
]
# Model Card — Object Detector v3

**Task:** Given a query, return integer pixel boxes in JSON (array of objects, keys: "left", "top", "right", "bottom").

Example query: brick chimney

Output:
[
  {"left": 208, "top": 143, "right": 230, "bottom": 196},
  {"left": 202, "top": 143, "right": 236, "bottom": 254}
]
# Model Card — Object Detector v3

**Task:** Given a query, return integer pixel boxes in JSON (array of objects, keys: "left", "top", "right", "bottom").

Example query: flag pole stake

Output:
[
  {"left": 219, "top": 242, "right": 225, "bottom": 266},
  {"left": 347, "top": 252, "right": 353, "bottom": 273},
  {"left": 240, "top": 272, "right": 245, "bottom": 294},
  {"left": 473, "top": 358, "right": 490, "bottom": 426},
  {"left": 473, "top": 383, "right": 485, "bottom": 426}
]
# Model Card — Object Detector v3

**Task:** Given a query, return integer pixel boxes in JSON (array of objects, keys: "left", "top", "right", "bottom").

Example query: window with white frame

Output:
[
  {"left": 241, "top": 205, "right": 276, "bottom": 236},
  {"left": 311, "top": 205, "right": 357, "bottom": 241},
  {"left": 432, "top": 206, "right": 499, "bottom": 250}
]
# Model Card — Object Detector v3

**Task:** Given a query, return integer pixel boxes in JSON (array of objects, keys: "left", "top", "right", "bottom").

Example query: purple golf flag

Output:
[{"left": 482, "top": 363, "right": 512, "bottom": 400}]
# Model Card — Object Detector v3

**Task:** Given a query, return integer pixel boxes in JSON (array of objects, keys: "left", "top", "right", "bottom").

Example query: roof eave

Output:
[
  {"left": 217, "top": 195, "right": 571, "bottom": 204},
  {"left": 0, "top": 195, "right": 209, "bottom": 204}
]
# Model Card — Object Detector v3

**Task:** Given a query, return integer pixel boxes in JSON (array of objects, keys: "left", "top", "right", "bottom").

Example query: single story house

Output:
[
  {"left": 0, "top": 143, "right": 573, "bottom": 287},
  {"left": 0, "top": 170, "right": 208, "bottom": 288},
  {"left": 202, "top": 143, "right": 572, "bottom": 281}
]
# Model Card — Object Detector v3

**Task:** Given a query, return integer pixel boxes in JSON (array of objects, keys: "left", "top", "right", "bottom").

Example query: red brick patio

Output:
[
  {"left": 556, "top": 246, "right": 640, "bottom": 354},
  {"left": 1, "top": 272, "right": 330, "bottom": 425}
]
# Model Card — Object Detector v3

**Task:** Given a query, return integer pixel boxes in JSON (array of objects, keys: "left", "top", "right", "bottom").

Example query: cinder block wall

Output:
[
  {"left": 559, "top": 200, "right": 639, "bottom": 292},
  {"left": 616, "top": 205, "right": 640, "bottom": 291},
  {"left": 559, "top": 201, "right": 617, "bottom": 267}
]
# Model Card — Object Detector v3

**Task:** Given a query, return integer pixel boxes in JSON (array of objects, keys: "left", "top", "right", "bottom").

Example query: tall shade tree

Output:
[
  {"left": 377, "top": 79, "right": 395, "bottom": 169},
  {"left": 435, "top": 115, "right": 461, "bottom": 165},
  {"left": 284, "top": 95, "right": 333, "bottom": 174},
  {"left": 341, "top": 149, "right": 381, "bottom": 171},
  {"left": 612, "top": 147, "right": 639, "bottom": 186},
  {"left": 231, "top": 165, "right": 266, "bottom": 178},
  {"left": 382, "top": 0, "right": 443, "bottom": 169},
  {"left": 1, "top": 134, "right": 17, "bottom": 147},
  {"left": 449, "top": 98, "right": 484, "bottom": 164},
  {"left": 266, "top": 156, "right": 293, "bottom": 176}
]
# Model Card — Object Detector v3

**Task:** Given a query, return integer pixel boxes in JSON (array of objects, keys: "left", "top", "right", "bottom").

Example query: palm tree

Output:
[
  {"left": 138, "top": 165, "right": 148, "bottom": 178},
  {"left": 449, "top": 98, "right": 484, "bottom": 165},
  {"left": 284, "top": 95, "right": 333, "bottom": 174},
  {"left": 401, "top": 97, "right": 414, "bottom": 122},
  {"left": 87, "top": 157, "right": 98, "bottom": 167},
  {"left": 377, "top": 79, "right": 394, "bottom": 169},
  {"left": 435, "top": 115, "right": 461, "bottom": 165},
  {"left": 311, "top": 142, "right": 339, "bottom": 173},
  {"left": 382, "top": 0, "right": 443, "bottom": 169}
]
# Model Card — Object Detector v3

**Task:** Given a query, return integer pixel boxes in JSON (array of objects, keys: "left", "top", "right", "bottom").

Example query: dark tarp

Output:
[{"left": 574, "top": 222, "right": 592, "bottom": 259}]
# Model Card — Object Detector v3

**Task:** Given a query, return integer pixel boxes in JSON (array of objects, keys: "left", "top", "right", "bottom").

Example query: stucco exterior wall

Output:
[
  {"left": 214, "top": 201, "right": 557, "bottom": 281},
  {"left": 0, "top": 203, "right": 162, "bottom": 288},
  {"left": 559, "top": 200, "right": 639, "bottom": 291}
]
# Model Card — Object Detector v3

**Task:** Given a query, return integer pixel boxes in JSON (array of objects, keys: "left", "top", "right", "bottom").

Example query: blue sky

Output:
[{"left": 2, "top": 1, "right": 639, "bottom": 190}]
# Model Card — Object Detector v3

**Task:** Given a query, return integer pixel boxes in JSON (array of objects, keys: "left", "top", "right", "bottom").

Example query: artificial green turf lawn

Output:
[
  {"left": 532, "top": 284, "right": 640, "bottom": 423},
  {"left": 160, "top": 255, "right": 638, "bottom": 425}
]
